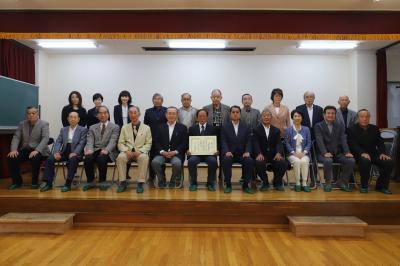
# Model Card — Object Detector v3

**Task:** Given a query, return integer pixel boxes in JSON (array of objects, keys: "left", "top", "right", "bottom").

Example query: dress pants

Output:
[
  {"left": 255, "top": 156, "right": 287, "bottom": 187},
  {"left": 188, "top": 155, "right": 217, "bottom": 186},
  {"left": 84, "top": 150, "right": 112, "bottom": 183},
  {"left": 8, "top": 148, "right": 45, "bottom": 186},
  {"left": 357, "top": 156, "right": 394, "bottom": 190},
  {"left": 317, "top": 153, "right": 355, "bottom": 185},
  {"left": 222, "top": 155, "right": 254, "bottom": 188},
  {"left": 117, "top": 152, "right": 149, "bottom": 183}
]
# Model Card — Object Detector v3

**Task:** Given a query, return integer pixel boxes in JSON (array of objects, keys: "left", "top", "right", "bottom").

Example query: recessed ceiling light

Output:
[
  {"left": 167, "top": 39, "right": 226, "bottom": 49},
  {"left": 298, "top": 41, "right": 359, "bottom": 50},
  {"left": 37, "top": 40, "right": 97, "bottom": 49}
]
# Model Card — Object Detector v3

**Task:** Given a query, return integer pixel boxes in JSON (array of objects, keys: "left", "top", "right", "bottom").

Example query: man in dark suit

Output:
[
  {"left": 8, "top": 106, "right": 50, "bottom": 189},
  {"left": 151, "top": 107, "right": 188, "bottom": 188},
  {"left": 295, "top": 91, "right": 324, "bottom": 185},
  {"left": 314, "top": 106, "right": 355, "bottom": 192},
  {"left": 295, "top": 91, "right": 324, "bottom": 139},
  {"left": 40, "top": 112, "right": 87, "bottom": 192},
  {"left": 221, "top": 105, "right": 254, "bottom": 194},
  {"left": 253, "top": 109, "right": 286, "bottom": 191},
  {"left": 187, "top": 109, "right": 218, "bottom": 192},
  {"left": 144, "top": 93, "right": 168, "bottom": 186},
  {"left": 83, "top": 106, "right": 120, "bottom": 191},
  {"left": 347, "top": 109, "right": 394, "bottom": 194}
]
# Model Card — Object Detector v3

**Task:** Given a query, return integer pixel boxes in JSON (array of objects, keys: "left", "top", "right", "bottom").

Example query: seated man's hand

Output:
[
  {"left": 225, "top": 152, "right": 233, "bottom": 157},
  {"left": 361, "top": 153, "right": 371, "bottom": 160},
  {"left": 29, "top": 150, "right": 39, "bottom": 158},
  {"left": 100, "top": 149, "right": 109, "bottom": 155},
  {"left": 274, "top": 153, "right": 282, "bottom": 161},
  {"left": 243, "top": 152, "right": 250, "bottom": 158},
  {"left": 69, "top": 152, "right": 77, "bottom": 159},
  {"left": 256, "top": 154, "right": 264, "bottom": 161},
  {"left": 85, "top": 149, "right": 94, "bottom": 156},
  {"left": 7, "top": 151, "right": 19, "bottom": 158},
  {"left": 324, "top": 152, "right": 333, "bottom": 158},
  {"left": 380, "top": 154, "right": 391, "bottom": 160},
  {"left": 345, "top": 152, "right": 353, "bottom": 158}
]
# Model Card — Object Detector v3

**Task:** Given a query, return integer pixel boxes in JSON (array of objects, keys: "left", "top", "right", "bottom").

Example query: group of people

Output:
[{"left": 7, "top": 88, "right": 394, "bottom": 194}]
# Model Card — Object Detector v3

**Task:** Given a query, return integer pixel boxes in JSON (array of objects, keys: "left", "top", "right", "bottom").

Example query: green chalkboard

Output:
[{"left": 0, "top": 76, "right": 39, "bottom": 128}]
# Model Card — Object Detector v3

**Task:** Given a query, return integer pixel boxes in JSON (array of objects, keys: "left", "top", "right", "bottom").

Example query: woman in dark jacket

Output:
[
  {"left": 113, "top": 90, "right": 133, "bottom": 128},
  {"left": 61, "top": 91, "right": 87, "bottom": 127}
]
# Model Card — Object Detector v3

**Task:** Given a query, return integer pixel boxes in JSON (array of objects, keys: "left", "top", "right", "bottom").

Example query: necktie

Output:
[
  {"left": 133, "top": 126, "right": 138, "bottom": 141},
  {"left": 101, "top": 123, "right": 106, "bottom": 138},
  {"left": 200, "top": 125, "right": 205, "bottom": 136}
]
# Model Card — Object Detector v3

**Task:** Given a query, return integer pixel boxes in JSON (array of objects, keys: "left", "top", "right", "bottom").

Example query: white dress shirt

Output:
[
  {"left": 263, "top": 124, "right": 270, "bottom": 139},
  {"left": 232, "top": 121, "right": 239, "bottom": 136},
  {"left": 307, "top": 105, "right": 314, "bottom": 127},
  {"left": 168, "top": 122, "right": 176, "bottom": 141},
  {"left": 199, "top": 123, "right": 207, "bottom": 133},
  {"left": 67, "top": 125, "right": 77, "bottom": 143},
  {"left": 122, "top": 105, "right": 128, "bottom": 125}
]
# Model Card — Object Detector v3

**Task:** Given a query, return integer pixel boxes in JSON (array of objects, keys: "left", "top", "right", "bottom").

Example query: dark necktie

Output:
[
  {"left": 101, "top": 123, "right": 106, "bottom": 138},
  {"left": 200, "top": 125, "right": 205, "bottom": 136}
]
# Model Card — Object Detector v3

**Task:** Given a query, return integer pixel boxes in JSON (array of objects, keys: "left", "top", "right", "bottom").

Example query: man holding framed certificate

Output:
[{"left": 187, "top": 109, "right": 218, "bottom": 192}]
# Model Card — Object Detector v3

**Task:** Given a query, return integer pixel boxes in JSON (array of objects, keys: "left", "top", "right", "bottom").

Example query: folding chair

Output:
[{"left": 368, "top": 129, "right": 397, "bottom": 185}]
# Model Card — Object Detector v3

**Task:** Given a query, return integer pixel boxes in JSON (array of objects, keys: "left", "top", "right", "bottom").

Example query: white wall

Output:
[{"left": 36, "top": 53, "right": 371, "bottom": 137}]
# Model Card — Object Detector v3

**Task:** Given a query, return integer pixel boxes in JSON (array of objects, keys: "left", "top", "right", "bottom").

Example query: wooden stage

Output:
[{"left": 0, "top": 167, "right": 399, "bottom": 227}]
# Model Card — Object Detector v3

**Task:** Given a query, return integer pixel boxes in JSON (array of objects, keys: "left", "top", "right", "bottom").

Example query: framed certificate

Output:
[{"left": 189, "top": 136, "right": 217, "bottom": 155}]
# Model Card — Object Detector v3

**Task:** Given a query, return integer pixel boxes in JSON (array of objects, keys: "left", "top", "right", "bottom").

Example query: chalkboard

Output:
[{"left": 0, "top": 76, "right": 39, "bottom": 129}]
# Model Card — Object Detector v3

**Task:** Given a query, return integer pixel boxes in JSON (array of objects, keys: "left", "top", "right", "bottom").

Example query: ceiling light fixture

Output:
[
  {"left": 298, "top": 41, "right": 359, "bottom": 50},
  {"left": 167, "top": 39, "right": 226, "bottom": 49},
  {"left": 37, "top": 40, "right": 97, "bottom": 49}
]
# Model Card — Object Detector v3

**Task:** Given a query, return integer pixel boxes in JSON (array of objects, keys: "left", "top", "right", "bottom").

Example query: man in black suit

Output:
[
  {"left": 253, "top": 109, "right": 287, "bottom": 191},
  {"left": 151, "top": 107, "right": 188, "bottom": 188},
  {"left": 187, "top": 109, "right": 218, "bottom": 192},
  {"left": 295, "top": 91, "right": 324, "bottom": 139},
  {"left": 347, "top": 109, "right": 394, "bottom": 194},
  {"left": 144, "top": 93, "right": 168, "bottom": 186},
  {"left": 221, "top": 105, "right": 254, "bottom": 194}
]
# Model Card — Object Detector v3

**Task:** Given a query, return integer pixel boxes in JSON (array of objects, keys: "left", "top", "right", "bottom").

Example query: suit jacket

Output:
[
  {"left": 10, "top": 119, "right": 50, "bottom": 156},
  {"left": 240, "top": 107, "right": 261, "bottom": 130},
  {"left": 86, "top": 122, "right": 120, "bottom": 161},
  {"left": 336, "top": 108, "right": 357, "bottom": 129},
  {"left": 113, "top": 104, "right": 133, "bottom": 128},
  {"left": 266, "top": 103, "right": 291, "bottom": 137},
  {"left": 54, "top": 126, "right": 88, "bottom": 158},
  {"left": 314, "top": 120, "right": 350, "bottom": 156},
  {"left": 295, "top": 104, "right": 324, "bottom": 129},
  {"left": 253, "top": 123, "right": 283, "bottom": 159},
  {"left": 221, "top": 122, "right": 252, "bottom": 156},
  {"left": 153, "top": 122, "right": 188, "bottom": 162},
  {"left": 347, "top": 123, "right": 387, "bottom": 158},
  {"left": 284, "top": 125, "right": 312, "bottom": 154},
  {"left": 144, "top": 106, "right": 168, "bottom": 135},
  {"left": 203, "top": 103, "right": 230, "bottom": 127},
  {"left": 118, "top": 122, "right": 152, "bottom": 154}
]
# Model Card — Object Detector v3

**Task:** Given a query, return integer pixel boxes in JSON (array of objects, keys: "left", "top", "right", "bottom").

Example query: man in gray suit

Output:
[
  {"left": 40, "top": 112, "right": 88, "bottom": 192},
  {"left": 336, "top": 95, "right": 357, "bottom": 130},
  {"left": 240, "top": 93, "right": 260, "bottom": 130},
  {"left": 83, "top": 106, "right": 120, "bottom": 191},
  {"left": 8, "top": 106, "right": 50, "bottom": 189},
  {"left": 203, "top": 89, "right": 230, "bottom": 180},
  {"left": 203, "top": 89, "right": 230, "bottom": 128},
  {"left": 315, "top": 106, "right": 355, "bottom": 192}
]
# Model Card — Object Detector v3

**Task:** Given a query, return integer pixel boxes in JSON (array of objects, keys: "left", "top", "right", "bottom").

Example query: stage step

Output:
[
  {"left": 288, "top": 216, "right": 368, "bottom": 237},
  {"left": 0, "top": 213, "right": 75, "bottom": 234}
]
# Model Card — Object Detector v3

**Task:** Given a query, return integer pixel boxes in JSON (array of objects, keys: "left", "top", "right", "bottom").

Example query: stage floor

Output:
[
  {"left": 1, "top": 168, "right": 399, "bottom": 226},
  {"left": 0, "top": 167, "right": 399, "bottom": 202}
]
